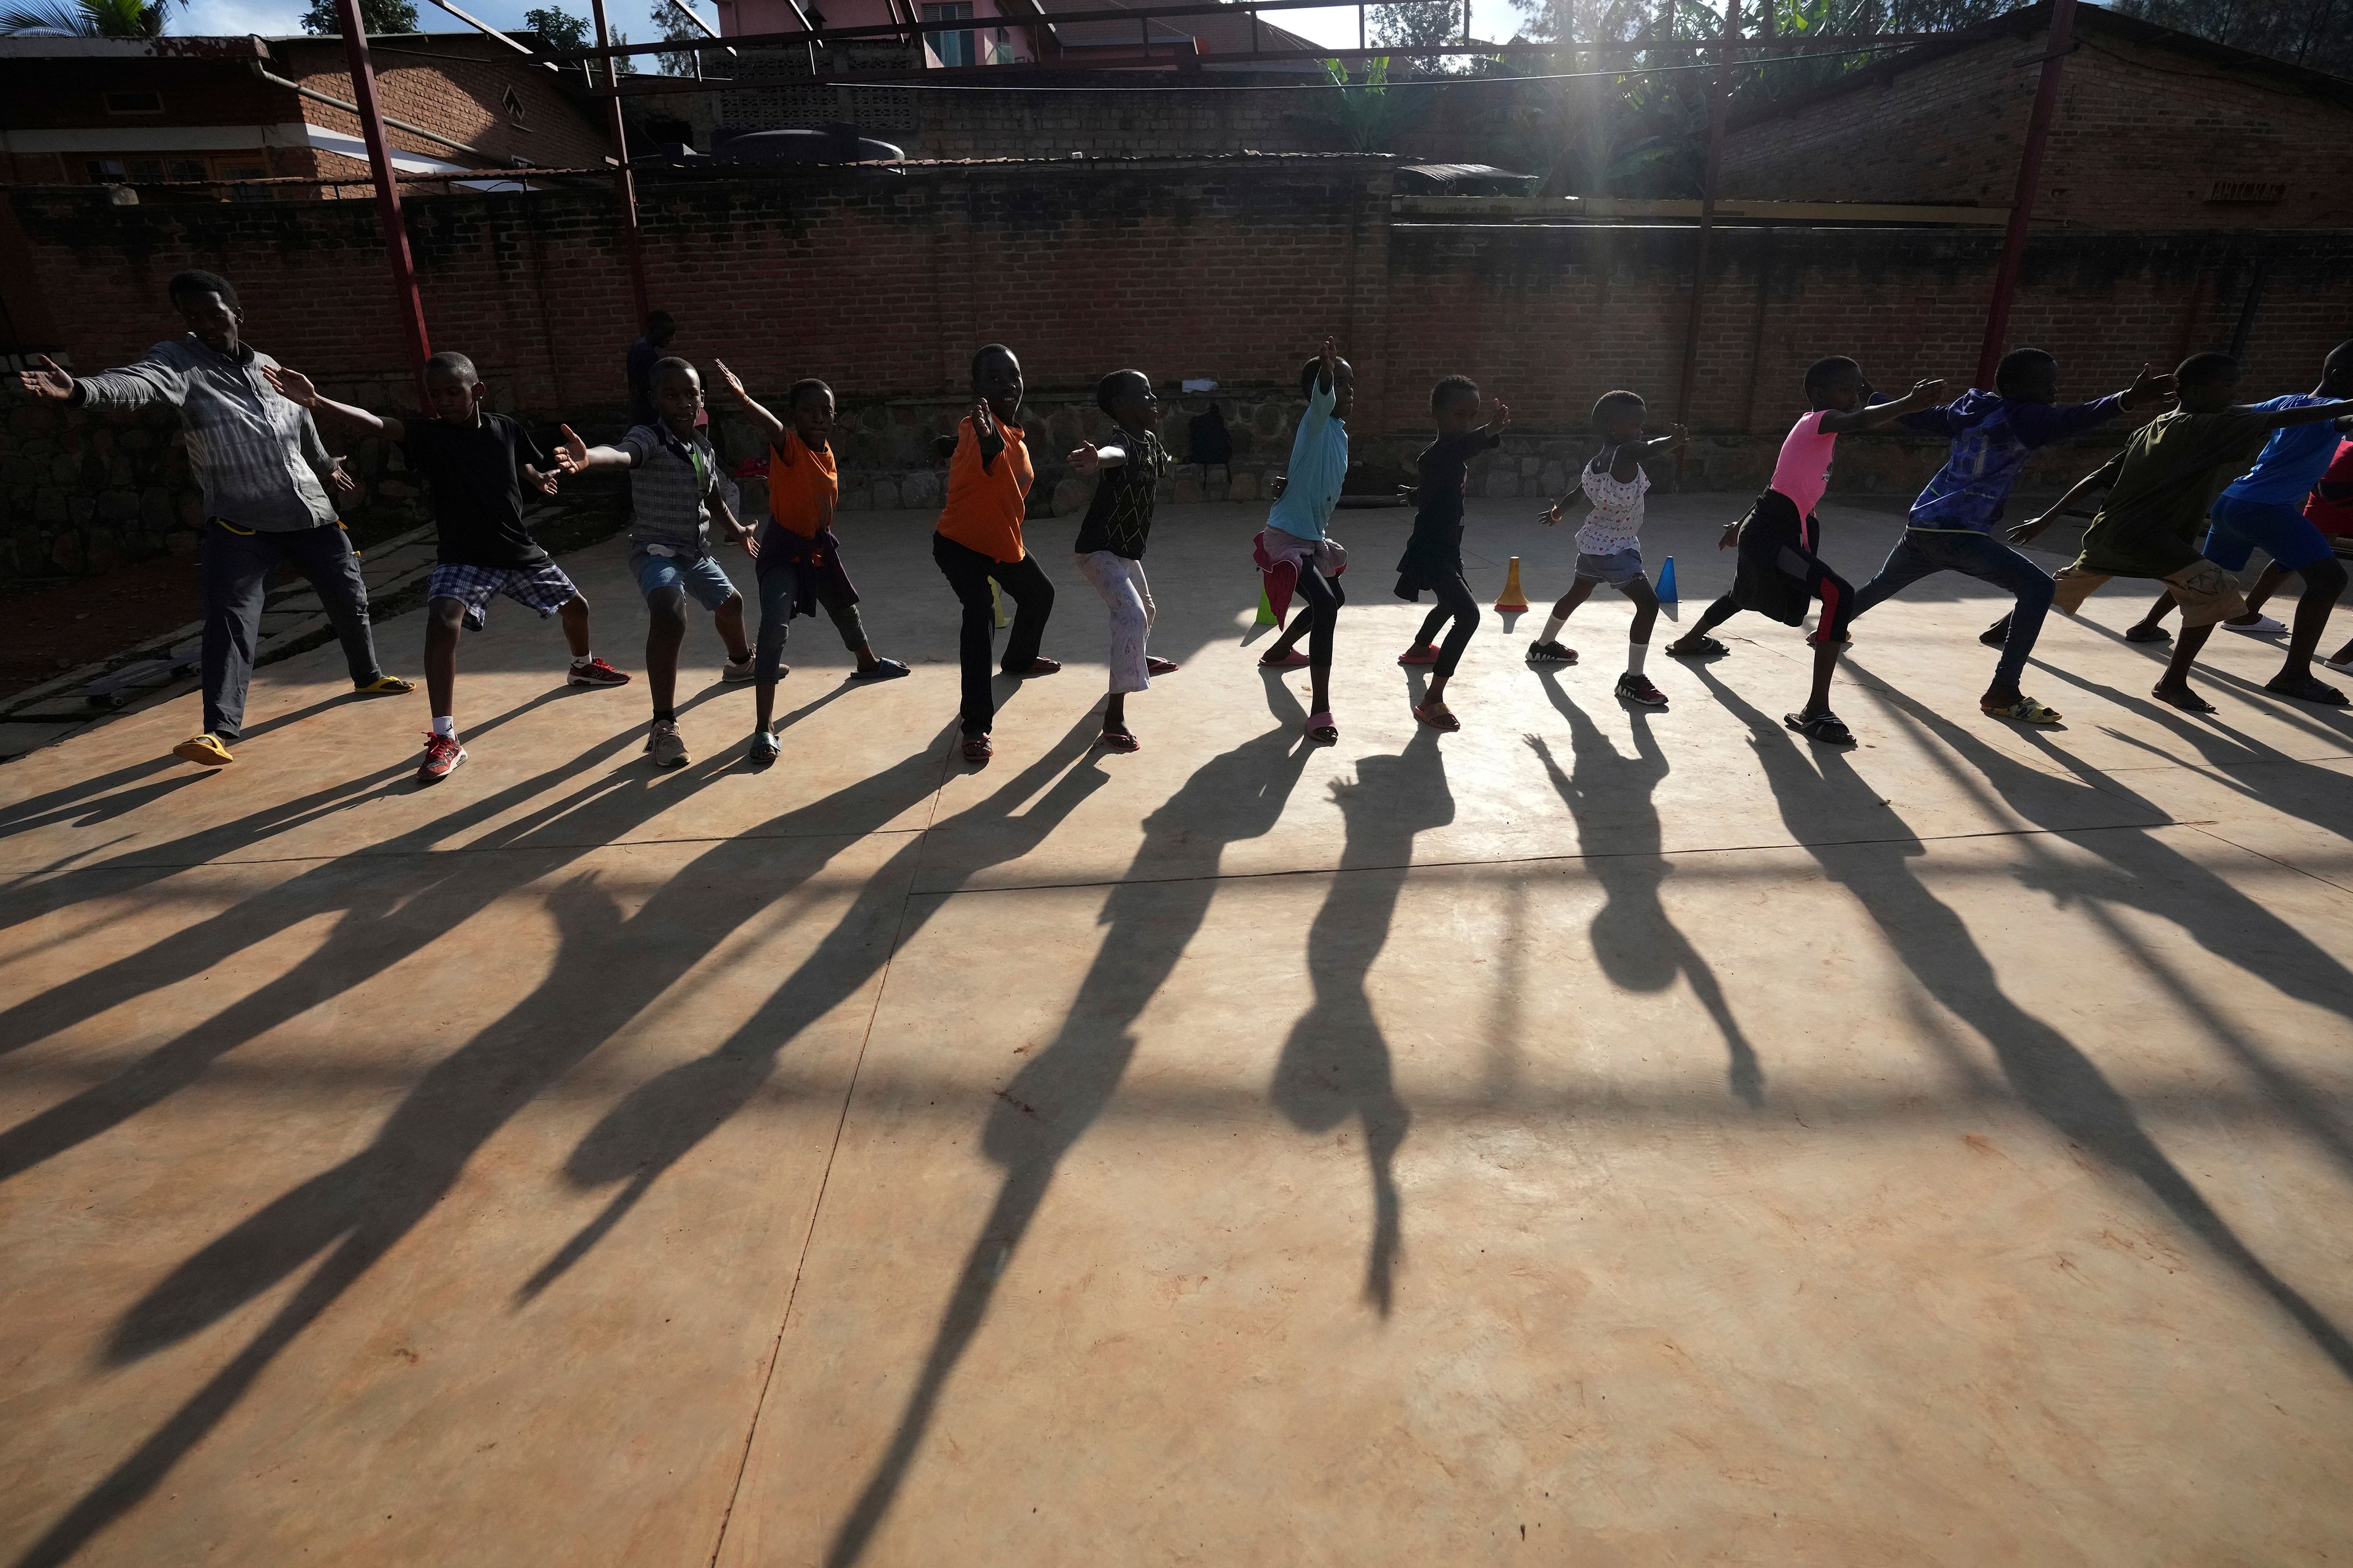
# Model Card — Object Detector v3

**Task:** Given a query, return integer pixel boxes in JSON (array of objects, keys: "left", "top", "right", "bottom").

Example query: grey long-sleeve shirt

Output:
[{"left": 73, "top": 334, "right": 341, "bottom": 531}]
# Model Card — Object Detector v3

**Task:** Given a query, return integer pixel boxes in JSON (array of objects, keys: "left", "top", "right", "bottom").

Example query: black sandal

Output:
[
  {"left": 1784, "top": 709, "right": 1854, "bottom": 744},
  {"left": 2264, "top": 673, "right": 2347, "bottom": 706},
  {"left": 2149, "top": 684, "right": 2216, "bottom": 714},
  {"left": 1670, "top": 635, "right": 1730, "bottom": 659}
]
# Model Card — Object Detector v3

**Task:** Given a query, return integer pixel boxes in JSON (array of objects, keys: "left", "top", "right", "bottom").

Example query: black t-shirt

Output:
[
  {"left": 1073, "top": 426, "right": 1169, "bottom": 559},
  {"left": 401, "top": 412, "right": 553, "bottom": 567}
]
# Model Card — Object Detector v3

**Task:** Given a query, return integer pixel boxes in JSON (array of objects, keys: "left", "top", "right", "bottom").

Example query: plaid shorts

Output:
[{"left": 428, "top": 561, "right": 578, "bottom": 631}]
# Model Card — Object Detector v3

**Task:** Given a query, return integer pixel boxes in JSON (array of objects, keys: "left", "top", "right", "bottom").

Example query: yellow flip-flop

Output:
[
  {"left": 1982, "top": 695, "right": 2063, "bottom": 725},
  {"left": 172, "top": 733, "right": 234, "bottom": 767}
]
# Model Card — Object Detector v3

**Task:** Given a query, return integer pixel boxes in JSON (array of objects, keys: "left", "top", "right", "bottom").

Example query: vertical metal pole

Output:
[
  {"left": 1675, "top": 0, "right": 1735, "bottom": 430},
  {"left": 591, "top": 0, "right": 652, "bottom": 325},
  {"left": 1976, "top": 0, "right": 2076, "bottom": 387},
  {"left": 332, "top": 0, "right": 431, "bottom": 405}
]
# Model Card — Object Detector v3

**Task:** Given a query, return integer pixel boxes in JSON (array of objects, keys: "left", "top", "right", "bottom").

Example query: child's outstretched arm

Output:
[
  {"left": 1537, "top": 490, "right": 1586, "bottom": 526},
  {"left": 2255, "top": 396, "right": 2353, "bottom": 431},
  {"left": 2007, "top": 452, "right": 2122, "bottom": 545},
  {"left": 712, "top": 359, "right": 784, "bottom": 447},
  {"left": 555, "top": 423, "right": 637, "bottom": 475},
  {"left": 1067, "top": 439, "right": 1127, "bottom": 475},
  {"left": 262, "top": 365, "right": 406, "bottom": 445},
  {"left": 710, "top": 476, "right": 756, "bottom": 555},
  {"left": 1820, "top": 378, "right": 1945, "bottom": 434}
]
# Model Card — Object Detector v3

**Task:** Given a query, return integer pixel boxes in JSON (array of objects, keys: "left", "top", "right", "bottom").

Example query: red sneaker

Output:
[
  {"left": 1397, "top": 643, "right": 1440, "bottom": 665},
  {"left": 417, "top": 732, "right": 466, "bottom": 784},
  {"left": 568, "top": 656, "right": 631, "bottom": 687}
]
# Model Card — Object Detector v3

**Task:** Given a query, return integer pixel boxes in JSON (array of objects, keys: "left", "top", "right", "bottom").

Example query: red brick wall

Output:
[
  {"left": 273, "top": 37, "right": 611, "bottom": 173},
  {"left": 1720, "top": 22, "right": 2353, "bottom": 229},
  {"left": 9, "top": 159, "right": 2349, "bottom": 458}
]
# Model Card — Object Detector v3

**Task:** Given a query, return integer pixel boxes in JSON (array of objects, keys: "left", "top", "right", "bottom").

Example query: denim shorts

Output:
[
  {"left": 630, "top": 548, "right": 740, "bottom": 610},
  {"left": 1574, "top": 547, "right": 1646, "bottom": 587},
  {"left": 2203, "top": 493, "right": 2334, "bottom": 574}
]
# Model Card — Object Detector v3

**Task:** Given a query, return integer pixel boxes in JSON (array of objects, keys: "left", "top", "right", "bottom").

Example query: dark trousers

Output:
[
  {"left": 755, "top": 558, "right": 867, "bottom": 683},
  {"left": 1294, "top": 567, "right": 1345, "bottom": 670},
  {"left": 933, "top": 531, "right": 1055, "bottom": 737},
  {"left": 200, "top": 518, "right": 382, "bottom": 740},
  {"left": 1852, "top": 529, "right": 2055, "bottom": 691},
  {"left": 1412, "top": 572, "right": 1480, "bottom": 677}
]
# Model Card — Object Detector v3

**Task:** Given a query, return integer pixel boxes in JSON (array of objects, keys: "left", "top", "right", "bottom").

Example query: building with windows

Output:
[{"left": 0, "top": 32, "right": 611, "bottom": 194}]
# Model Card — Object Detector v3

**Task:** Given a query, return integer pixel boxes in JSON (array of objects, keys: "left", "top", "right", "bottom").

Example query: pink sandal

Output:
[
  {"left": 1305, "top": 710, "right": 1339, "bottom": 744},
  {"left": 1412, "top": 700, "right": 1460, "bottom": 732}
]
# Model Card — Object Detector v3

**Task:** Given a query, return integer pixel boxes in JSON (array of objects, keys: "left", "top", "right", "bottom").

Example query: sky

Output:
[{"left": 175, "top": 0, "right": 1537, "bottom": 56}]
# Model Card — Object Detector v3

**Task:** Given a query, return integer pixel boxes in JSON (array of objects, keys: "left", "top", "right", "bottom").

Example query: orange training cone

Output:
[{"left": 1493, "top": 555, "right": 1531, "bottom": 612}]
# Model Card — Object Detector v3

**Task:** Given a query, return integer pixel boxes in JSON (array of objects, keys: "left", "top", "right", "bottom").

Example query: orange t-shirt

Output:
[
  {"left": 767, "top": 430, "right": 838, "bottom": 539},
  {"left": 935, "top": 414, "right": 1033, "bottom": 564}
]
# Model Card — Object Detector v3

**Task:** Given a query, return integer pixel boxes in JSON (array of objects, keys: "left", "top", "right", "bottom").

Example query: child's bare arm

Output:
[
  {"left": 971, "top": 401, "right": 1005, "bottom": 471},
  {"left": 710, "top": 482, "right": 755, "bottom": 551},
  {"left": 521, "top": 463, "right": 559, "bottom": 498},
  {"left": 555, "top": 423, "right": 635, "bottom": 474},
  {"left": 263, "top": 365, "right": 405, "bottom": 445},
  {"left": 1820, "top": 379, "right": 1945, "bottom": 434},
  {"left": 2255, "top": 397, "right": 2353, "bottom": 430},
  {"left": 1537, "top": 489, "right": 1586, "bottom": 526},
  {"left": 2007, "top": 454, "right": 2120, "bottom": 545},
  {"left": 712, "top": 359, "right": 784, "bottom": 446},
  {"left": 1068, "top": 440, "right": 1126, "bottom": 475}
]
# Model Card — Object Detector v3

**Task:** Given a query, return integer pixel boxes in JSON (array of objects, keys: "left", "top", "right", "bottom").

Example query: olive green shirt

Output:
[{"left": 2072, "top": 407, "right": 2275, "bottom": 580}]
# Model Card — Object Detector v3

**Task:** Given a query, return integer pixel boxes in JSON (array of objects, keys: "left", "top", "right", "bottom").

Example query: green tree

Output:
[
  {"left": 0, "top": 0, "right": 177, "bottom": 37},
  {"left": 2115, "top": 0, "right": 2353, "bottom": 75},
  {"left": 650, "top": 0, "right": 710, "bottom": 75},
  {"left": 1315, "top": 56, "right": 1427, "bottom": 151},
  {"left": 298, "top": 0, "right": 421, "bottom": 34},
  {"left": 522, "top": 4, "right": 589, "bottom": 48},
  {"left": 1373, "top": 0, "right": 1464, "bottom": 75}
]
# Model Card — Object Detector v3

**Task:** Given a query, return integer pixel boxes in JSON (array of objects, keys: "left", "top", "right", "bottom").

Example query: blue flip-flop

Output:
[{"left": 851, "top": 658, "right": 912, "bottom": 681}]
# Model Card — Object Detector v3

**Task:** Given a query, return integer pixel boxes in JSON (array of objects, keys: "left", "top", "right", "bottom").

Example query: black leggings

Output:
[
  {"left": 1412, "top": 572, "right": 1480, "bottom": 677},
  {"left": 933, "top": 531, "right": 1055, "bottom": 737},
  {"left": 1294, "top": 567, "right": 1345, "bottom": 670}
]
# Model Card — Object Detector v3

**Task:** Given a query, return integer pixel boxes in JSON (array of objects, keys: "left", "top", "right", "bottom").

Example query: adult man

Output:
[{"left": 15, "top": 269, "right": 412, "bottom": 767}]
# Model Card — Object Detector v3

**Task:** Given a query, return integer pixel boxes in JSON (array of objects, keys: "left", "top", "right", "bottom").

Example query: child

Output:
[
  {"left": 1842, "top": 350, "right": 2173, "bottom": 726},
  {"left": 711, "top": 361, "right": 910, "bottom": 766},
  {"left": 263, "top": 351, "right": 628, "bottom": 785},
  {"left": 1666, "top": 357, "right": 1944, "bottom": 744},
  {"left": 1255, "top": 336, "right": 1352, "bottom": 745},
  {"left": 1527, "top": 390, "right": 1686, "bottom": 709},
  {"left": 556, "top": 357, "right": 758, "bottom": 769},
  {"left": 1393, "top": 376, "right": 1509, "bottom": 731},
  {"left": 2112, "top": 340, "right": 2353, "bottom": 701},
  {"left": 933, "top": 343, "right": 1058, "bottom": 767},
  {"left": 2008, "top": 350, "right": 2353, "bottom": 711},
  {"left": 2311, "top": 436, "right": 2353, "bottom": 674},
  {"left": 1066, "top": 368, "right": 1181, "bottom": 753}
]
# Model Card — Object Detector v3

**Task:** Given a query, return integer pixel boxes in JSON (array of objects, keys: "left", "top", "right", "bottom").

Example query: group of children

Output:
[{"left": 262, "top": 325, "right": 2353, "bottom": 783}]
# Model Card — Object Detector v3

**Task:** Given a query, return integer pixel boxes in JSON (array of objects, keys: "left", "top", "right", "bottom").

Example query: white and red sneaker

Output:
[
  {"left": 568, "top": 656, "right": 631, "bottom": 687},
  {"left": 417, "top": 732, "right": 466, "bottom": 784}
]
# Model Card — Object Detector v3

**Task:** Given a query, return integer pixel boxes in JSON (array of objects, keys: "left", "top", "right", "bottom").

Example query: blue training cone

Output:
[{"left": 1656, "top": 555, "right": 1678, "bottom": 605}]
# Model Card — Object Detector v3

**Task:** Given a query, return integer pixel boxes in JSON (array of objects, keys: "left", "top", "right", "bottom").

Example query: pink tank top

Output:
[{"left": 1770, "top": 410, "right": 1838, "bottom": 526}]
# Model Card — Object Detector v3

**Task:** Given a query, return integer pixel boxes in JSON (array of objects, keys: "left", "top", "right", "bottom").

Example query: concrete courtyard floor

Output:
[{"left": 3, "top": 494, "right": 2352, "bottom": 1566}]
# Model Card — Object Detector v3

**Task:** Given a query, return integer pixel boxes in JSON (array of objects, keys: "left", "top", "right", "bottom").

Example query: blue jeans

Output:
[{"left": 1852, "top": 528, "right": 2054, "bottom": 691}]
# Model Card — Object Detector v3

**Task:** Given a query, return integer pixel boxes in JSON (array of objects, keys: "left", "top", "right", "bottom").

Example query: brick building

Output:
[
  {"left": 1719, "top": 0, "right": 2353, "bottom": 230},
  {"left": 0, "top": 33, "right": 610, "bottom": 192}
]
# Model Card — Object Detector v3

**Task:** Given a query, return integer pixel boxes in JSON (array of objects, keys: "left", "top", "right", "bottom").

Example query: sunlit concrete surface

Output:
[{"left": 4, "top": 496, "right": 2351, "bottom": 1567}]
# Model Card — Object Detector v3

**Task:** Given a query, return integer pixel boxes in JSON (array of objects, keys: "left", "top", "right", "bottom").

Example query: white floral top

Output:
[{"left": 1575, "top": 456, "right": 1650, "bottom": 556}]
